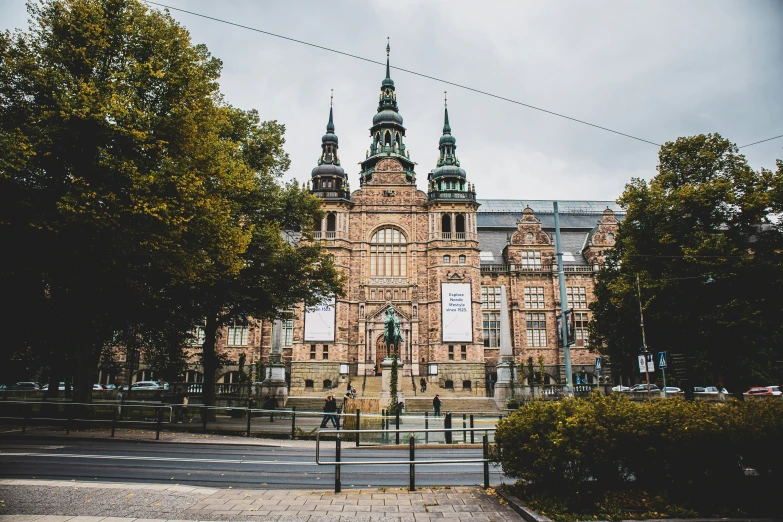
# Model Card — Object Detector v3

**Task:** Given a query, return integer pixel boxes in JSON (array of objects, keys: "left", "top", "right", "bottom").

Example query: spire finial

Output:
[
  {"left": 330, "top": 88, "right": 333, "bottom": 107},
  {"left": 385, "top": 37, "right": 391, "bottom": 79},
  {"left": 444, "top": 91, "right": 447, "bottom": 108},
  {"left": 326, "top": 89, "right": 335, "bottom": 133}
]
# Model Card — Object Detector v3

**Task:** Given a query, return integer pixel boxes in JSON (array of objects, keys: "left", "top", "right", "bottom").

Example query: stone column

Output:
[
  {"left": 260, "top": 319, "right": 288, "bottom": 404},
  {"left": 494, "top": 285, "right": 515, "bottom": 407}
]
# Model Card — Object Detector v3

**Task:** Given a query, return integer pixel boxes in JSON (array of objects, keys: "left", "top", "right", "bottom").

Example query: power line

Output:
[
  {"left": 143, "top": 1, "right": 662, "bottom": 147},
  {"left": 739, "top": 134, "right": 783, "bottom": 149}
]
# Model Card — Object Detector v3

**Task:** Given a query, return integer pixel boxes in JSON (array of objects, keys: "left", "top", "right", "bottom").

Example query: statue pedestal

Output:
[
  {"left": 260, "top": 358, "right": 287, "bottom": 405},
  {"left": 380, "top": 357, "right": 404, "bottom": 409},
  {"left": 493, "top": 360, "right": 513, "bottom": 408}
]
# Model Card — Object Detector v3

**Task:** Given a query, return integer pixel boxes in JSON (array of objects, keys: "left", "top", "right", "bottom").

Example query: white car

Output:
[
  {"left": 611, "top": 385, "right": 631, "bottom": 392},
  {"left": 131, "top": 381, "right": 165, "bottom": 390},
  {"left": 663, "top": 387, "right": 682, "bottom": 394}
]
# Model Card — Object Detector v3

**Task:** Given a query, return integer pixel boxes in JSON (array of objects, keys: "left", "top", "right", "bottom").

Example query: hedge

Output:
[{"left": 494, "top": 392, "right": 783, "bottom": 490}]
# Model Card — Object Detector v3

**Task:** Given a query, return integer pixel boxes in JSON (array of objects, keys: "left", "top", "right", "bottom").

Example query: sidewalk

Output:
[{"left": 0, "top": 479, "right": 522, "bottom": 521}]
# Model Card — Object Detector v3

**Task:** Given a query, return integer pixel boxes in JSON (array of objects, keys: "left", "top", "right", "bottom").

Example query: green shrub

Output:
[{"left": 494, "top": 392, "right": 783, "bottom": 491}]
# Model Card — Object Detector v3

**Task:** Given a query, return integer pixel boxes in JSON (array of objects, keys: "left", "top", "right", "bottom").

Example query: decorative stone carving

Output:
[
  {"left": 369, "top": 277, "right": 408, "bottom": 286},
  {"left": 377, "top": 158, "right": 403, "bottom": 172}
]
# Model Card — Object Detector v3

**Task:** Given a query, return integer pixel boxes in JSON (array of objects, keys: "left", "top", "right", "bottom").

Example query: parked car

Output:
[
  {"left": 630, "top": 384, "right": 660, "bottom": 392},
  {"left": 10, "top": 382, "right": 40, "bottom": 391},
  {"left": 694, "top": 386, "right": 720, "bottom": 395},
  {"left": 611, "top": 385, "right": 631, "bottom": 392},
  {"left": 744, "top": 386, "right": 782, "bottom": 397},
  {"left": 131, "top": 381, "right": 169, "bottom": 390},
  {"left": 92, "top": 384, "right": 105, "bottom": 391},
  {"left": 103, "top": 384, "right": 116, "bottom": 391},
  {"left": 41, "top": 382, "right": 68, "bottom": 391},
  {"left": 663, "top": 386, "right": 682, "bottom": 394}
]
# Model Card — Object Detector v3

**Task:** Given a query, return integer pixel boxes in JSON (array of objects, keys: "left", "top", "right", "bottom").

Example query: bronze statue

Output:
[{"left": 383, "top": 308, "right": 404, "bottom": 358}]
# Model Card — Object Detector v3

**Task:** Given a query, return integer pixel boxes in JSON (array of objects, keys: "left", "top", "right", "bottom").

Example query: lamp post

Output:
[
  {"left": 636, "top": 274, "right": 652, "bottom": 402},
  {"left": 553, "top": 202, "right": 573, "bottom": 396}
]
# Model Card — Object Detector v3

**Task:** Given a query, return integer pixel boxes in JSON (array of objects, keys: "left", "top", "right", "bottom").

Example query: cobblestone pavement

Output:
[{"left": 0, "top": 480, "right": 521, "bottom": 521}]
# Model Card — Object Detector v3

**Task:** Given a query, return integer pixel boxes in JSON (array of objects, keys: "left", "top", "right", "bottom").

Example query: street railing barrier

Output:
[
  {"left": 316, "top": 427, "right": 496, "bottom": 493},
  {"left": 0, "top": 401, "right": 502, "bottom": 443}
]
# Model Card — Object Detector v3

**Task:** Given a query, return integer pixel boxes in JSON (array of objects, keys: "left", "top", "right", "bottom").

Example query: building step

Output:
[{"left": 403, "top": 397, "right": 500, "bottom": 414}]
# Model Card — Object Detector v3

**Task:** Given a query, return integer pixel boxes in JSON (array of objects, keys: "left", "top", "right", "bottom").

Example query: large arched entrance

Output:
[{"left": 375, "top": 336, "right": 388, "bottom": 374}]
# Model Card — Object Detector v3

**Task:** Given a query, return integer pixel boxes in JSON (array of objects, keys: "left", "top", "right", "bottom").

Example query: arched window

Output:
[
  {"left": 459, "top": 254, "right": 466, "bottom": 264},
  {"left": 455, "top": 214, "right": 465, "bottom": 233},
  {"left": 443, "top": 255, "right": 451, "bottom": 264},
  {"left": 370, "top": 228, "right": 407, "bottom": 277},
  {"left": 326, "top": 212, "right": 336, "bottom": 232},
  {"left": 441, "top": 214, "right": 451, "bottom": 233},
  {"left": 384, "top": 131, "right": 391, "bottom": 146}
]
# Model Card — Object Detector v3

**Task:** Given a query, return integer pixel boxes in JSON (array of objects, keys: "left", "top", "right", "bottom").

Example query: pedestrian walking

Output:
[
  {"left": 115, "top": 386, "right": 124, "bottom": 417},
  {"left": 420, "top": 377, "right": 427, "bottom": 393},
  {"left": 320, "top": 395, "right": 338, "bottom": 428},
  {"left": 433, "top": 394, "right": 441, "bottom": 417}
]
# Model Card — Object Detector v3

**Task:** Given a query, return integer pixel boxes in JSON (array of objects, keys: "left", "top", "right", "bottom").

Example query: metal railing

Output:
[{"left": 316, "top": 424, "right": 496, "bottom": 492}]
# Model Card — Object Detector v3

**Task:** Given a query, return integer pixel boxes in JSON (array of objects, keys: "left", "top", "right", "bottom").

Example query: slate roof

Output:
[{"left": 476, "top": 199, "right": 623, "bottom": 265}]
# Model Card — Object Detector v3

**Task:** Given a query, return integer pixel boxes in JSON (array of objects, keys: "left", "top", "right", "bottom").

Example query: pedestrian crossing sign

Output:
[
  {"left": 658, "top": 351, "right": 667, "bottom": 369},
  {"left": 595, "top": 357, "right": 602, "bottom": 372}
]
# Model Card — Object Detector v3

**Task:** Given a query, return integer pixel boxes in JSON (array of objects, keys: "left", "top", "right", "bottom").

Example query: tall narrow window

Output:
[
  {"left": 524, "top": 287, "right": 545, "bottom": 309},
  {"left": 481, "top": 286, "right": 502, "bottom": 309},
  {"left": 190, "top": 322, "right": 206, "bottom": 346},
  {"left": 575, "top": 312, "right": 589, "bottom": 347},
  {"left": 483, "top": 312, "right": 500, "bottom": 348},
  {"left": 369, "top": 228, "right": 407, "bottom": 277},
  {"left": 459, "top": 254, "right": 466, "bottom": 264},
  {"left": 323, "top": 345, "right": 329, "bottom": 360},
  {"left": 461, "top": 345, "right": 467, "bottom": 360},
  {"left": 310, "top": 345, "right": 316, "bottom": 360},
  {"left": 526, "top": 313, "right": 547, "bottom": 347},
  {"left": 448, "top": 345, "right": 454, "bottom": 360},
  {"left": 282, "top": 317, "right": 294, "bottom": 347}
]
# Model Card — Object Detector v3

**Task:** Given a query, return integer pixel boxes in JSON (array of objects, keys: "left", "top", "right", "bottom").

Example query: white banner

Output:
[
  {"left": 441, "top": 283, "right": 472, "bottom": 342},
  {"left": 304, "top": 297, "right": 335, "bottom": 342}
]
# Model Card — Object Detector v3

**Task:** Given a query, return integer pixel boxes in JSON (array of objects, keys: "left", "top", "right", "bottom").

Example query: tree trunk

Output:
[{"left": 201, "top": 312, "right": 220, "bottom": 417}]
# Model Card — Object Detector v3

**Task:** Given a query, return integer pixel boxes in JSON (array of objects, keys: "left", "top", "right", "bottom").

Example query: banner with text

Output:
[
  {"left": 304, "top": 297, "right": 336, "bottom": 342},
  {"left": 441, "top": 283, "right": 473, "bottom": 342}
]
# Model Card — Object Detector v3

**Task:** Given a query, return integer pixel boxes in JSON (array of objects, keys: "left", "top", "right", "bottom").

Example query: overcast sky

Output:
[{"left": 2, "top": 0, "right": 781, "bottom": 202}]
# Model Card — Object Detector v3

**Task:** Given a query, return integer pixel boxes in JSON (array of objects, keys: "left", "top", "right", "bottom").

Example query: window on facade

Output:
[
  {"left": 481, "top": 286, "right": 502, "bottom": 309},
  {"left": 323, "top": 345, "right": 329, "bottom": 360},
  {"left": 524, "top": 287, "right": 545, "bottom": 309},
  {"left": 448, "top": 345, "right": 454, "bottom": 360},
  {"left": 461, "top": 345, "right": 467, "bottom": 360},
  {"left": 227, "top": 324, "right": 248, "bottom": 346},
  {"left": 310, "top": 344, "right": 316, "bottom": 360},
  {"left": 282, "top": 317, "right": 294, "bottom": 348},
  {"left": 402, "top": 290, "right": 407, "bottom": 299},
  {"left": 371, "top": 290, "right": 376, "bottom": 300},
  {"left": 190, "top": 323, "right": 206, "bottom": 346},
  {"left": 575, "top": 312, "right": 589, "bottom": 347},
  {"left": 459, "top": 254, "right": 466, "bottom": 264},
  {"left": 443, "top": 255, "right": 451, "bottom": 264},
  {"left": 370, "top": 228, "right": 407, "bottom": 277},
  {"left": 521, "top": 250, "right": 542, "bottom": 268},
  {"left": 526, "top": 313, "right": 547, "bottom": 347},
  {"left": 483, "top": 312, "right": 500, "bottom": 348},
  {"left": 567, "top": 287, "right": 588, "bottom": 309}
]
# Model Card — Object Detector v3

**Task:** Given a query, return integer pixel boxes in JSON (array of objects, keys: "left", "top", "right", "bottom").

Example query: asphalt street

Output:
[{"left": 0, "top": 437, "right": 506, "bottom": 489}]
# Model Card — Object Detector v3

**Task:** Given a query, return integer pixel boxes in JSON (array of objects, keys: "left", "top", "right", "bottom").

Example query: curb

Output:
[{"left": 494, "top": 486, "right": 552, "bottom": 522}]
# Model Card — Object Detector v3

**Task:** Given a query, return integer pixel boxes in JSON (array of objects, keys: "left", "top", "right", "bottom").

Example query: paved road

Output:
[{"left": 0, "top": 438, "right": 505, "bottom": 489}]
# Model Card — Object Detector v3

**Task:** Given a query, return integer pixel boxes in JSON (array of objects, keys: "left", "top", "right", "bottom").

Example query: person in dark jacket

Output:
[
  {"left": 433, "top": 394, "right": 442, "bottom": 417},
  {"left": 320, "top": 395, "right": 338, "bottom": 428}
]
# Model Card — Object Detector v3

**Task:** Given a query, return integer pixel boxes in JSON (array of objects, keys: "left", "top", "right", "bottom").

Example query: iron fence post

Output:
[
  {"left": 425, "top": 412, "right": 429, "bottom": 444},
  {"left": 395, "top": 409, "right": 400, "bottom": 445},
  {"left": 201, "top": 406, "right": 207, "bottom": 433},
  {"left": 111, "top": 407, "right": 117, "bottom": 438},
  {"left": 156, "top": 407, "right": 162, "bottom": 440},
  {"left": 409, "top": 435, "right": 415, "bottom": 491},
  {"left": 483, "top": 434, "right": 490, "bottom": 489},
  {"left": 463, "top": 414, "right": 467, "bottom": 443},
  {"left": 355, "top": 409, "right": 361, "bottom": 447},
  {"left": 470, "top": 415, "right": 475, "bottom": 444},
  {"left": 444, "top": 413, "right": 452, "bottom": 444},
  {"left": 334, "top": 436, "right": 341, "bottom": 493},
  {"left": 291, "top": 408, "right": 296, "bottom": 440},
  {"left": 246, "top": 407, "right": 252, "bottom": 437}
]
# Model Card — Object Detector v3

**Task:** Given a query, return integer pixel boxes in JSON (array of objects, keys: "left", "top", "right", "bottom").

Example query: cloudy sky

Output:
[{"left": 2, "top": 0, "right": 781, "bottom": 201}]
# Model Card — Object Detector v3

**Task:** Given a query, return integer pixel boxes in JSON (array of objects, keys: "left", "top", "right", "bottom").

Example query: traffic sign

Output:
[
  {"left": 646, "top": 353, "right": 655, "bottom": 372},
  {"left": 638, "top": 355, "right": 646, "bottom": 373},
  {"left": 658, "top": 351, "right": 667, "bottom": 369},
  {"left": 595, "top": 357, "right": 602, "bottom": 372}
]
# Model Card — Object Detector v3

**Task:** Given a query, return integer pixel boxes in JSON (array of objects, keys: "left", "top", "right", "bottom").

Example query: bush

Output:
[{"left": 494, "top": 392, "right": 783, "bottom": 491}]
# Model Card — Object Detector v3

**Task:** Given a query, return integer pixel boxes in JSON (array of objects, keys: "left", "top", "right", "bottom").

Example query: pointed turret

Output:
[
  {"left": 310, "top": 91, "right": 349, "bottom": 200},
  {"left": 359, "top": 40, "right": 416, "bottom": 185},
  {"left": 427, "top": 93, "right": 473, "bottom": 200}
]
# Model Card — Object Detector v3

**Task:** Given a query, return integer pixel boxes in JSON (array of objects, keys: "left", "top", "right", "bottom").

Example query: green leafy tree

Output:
[
  {"left": 590, "top": 134, "right": 783, "bottom": 391},
  {"left": 0, "top": 0, "right": 261, "bottom": 400}
]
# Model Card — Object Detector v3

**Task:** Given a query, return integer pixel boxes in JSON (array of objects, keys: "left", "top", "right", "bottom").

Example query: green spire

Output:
[
  {"left": 443, "top": 91, "right": 451, "bottom": 134},
  {"left": 385, "top": 37, "right": 390, "bottom": 79},
  {"left": 327, "top": 89, "right": 334, "bottom": 133}
]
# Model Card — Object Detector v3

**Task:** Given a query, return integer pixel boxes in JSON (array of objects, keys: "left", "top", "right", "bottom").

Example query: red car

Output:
[{"left": 743, "top": 386, "right": 782, "bottom": 396}]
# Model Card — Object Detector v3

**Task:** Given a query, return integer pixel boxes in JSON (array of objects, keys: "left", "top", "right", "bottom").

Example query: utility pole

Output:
[
  {"left": 636, "top": 274, "right": 651, "bottom": 402},
  {"left": 553, "top": 202, "right": 573, "bottom": 396}
]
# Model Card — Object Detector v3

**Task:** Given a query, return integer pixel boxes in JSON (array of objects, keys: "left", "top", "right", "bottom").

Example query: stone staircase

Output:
[
  {"left": 284, "top": 396, "right": 328, "bottom": 413},
  {"left": 360, "top": 376, "right": 382, "bottom": 397}
]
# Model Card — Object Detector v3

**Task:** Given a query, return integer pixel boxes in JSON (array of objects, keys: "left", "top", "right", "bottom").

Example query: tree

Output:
[
  {"left": 0, "top": 0, "right": 260, "bottom": 401},
  {"left": 590, "top": 134, "right": 783, "bottom": 392}
]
